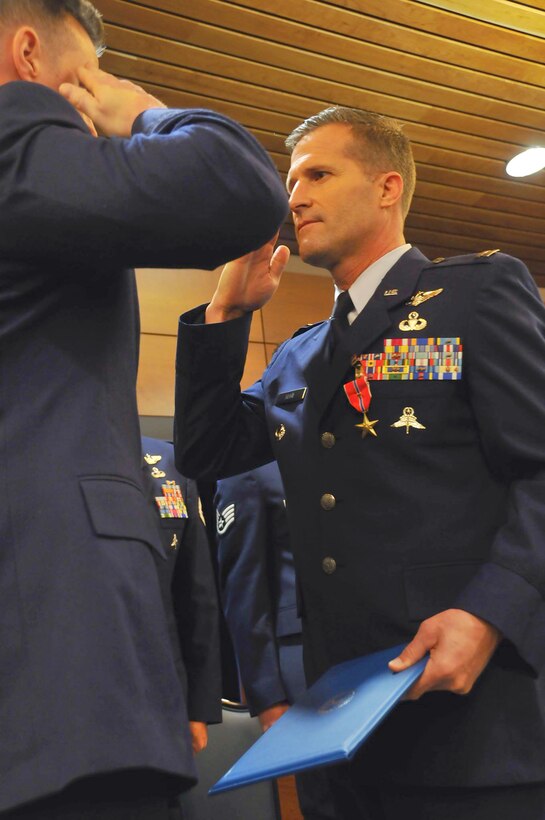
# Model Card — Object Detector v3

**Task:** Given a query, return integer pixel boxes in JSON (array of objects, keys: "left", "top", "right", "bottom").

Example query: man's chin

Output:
[{"left": 298, "top": 245, "right": 329, "bottom": 269}]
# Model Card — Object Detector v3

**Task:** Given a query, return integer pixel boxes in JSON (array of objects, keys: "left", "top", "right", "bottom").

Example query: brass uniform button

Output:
[
  {"left": 275, "top": 424, "right": 286, "bottom": 441},
  {"left": 320, "top": 493, "right": 336, "bottom": 511},
  {"left": 322, "top": 557, "right": 337, "bottom": 575},
  {"left": 320, "top": 432, "right": 336, "bottom": 448}
]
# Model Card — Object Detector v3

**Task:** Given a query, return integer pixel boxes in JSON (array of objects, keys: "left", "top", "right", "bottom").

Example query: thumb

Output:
[
  {"left": 389, "top": 635, "right": 429, "bottom": 672},
  {"left": 270, "top": 244, "right": 290, "bottom": 282}
]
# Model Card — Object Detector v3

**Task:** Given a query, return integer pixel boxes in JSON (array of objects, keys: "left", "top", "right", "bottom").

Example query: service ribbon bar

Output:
[
  {"left": 155, "top": 481, "right": 188, "bottom": 518},
  {"left": 358, "top": 338, "right": 463, "bottom": 381}
]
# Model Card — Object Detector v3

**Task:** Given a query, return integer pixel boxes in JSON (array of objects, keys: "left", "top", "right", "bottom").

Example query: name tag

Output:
[{"left": 276, "top": 388, "right": 307, "bottom": 405}]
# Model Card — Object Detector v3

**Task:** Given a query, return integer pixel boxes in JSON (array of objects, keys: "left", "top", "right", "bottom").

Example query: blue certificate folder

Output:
[{"left": 209, "top": 644, "right": 427, "bottom": 794}]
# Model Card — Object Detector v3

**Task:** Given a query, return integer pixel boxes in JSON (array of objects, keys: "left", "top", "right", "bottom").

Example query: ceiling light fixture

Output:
[{"left": 506, "top": 147, "right": 545, "bottom": 178}]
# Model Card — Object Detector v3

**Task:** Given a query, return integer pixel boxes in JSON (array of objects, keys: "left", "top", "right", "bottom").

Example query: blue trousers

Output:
[{"left": 327, "top": 773, "right": 545, "bottom": 820}]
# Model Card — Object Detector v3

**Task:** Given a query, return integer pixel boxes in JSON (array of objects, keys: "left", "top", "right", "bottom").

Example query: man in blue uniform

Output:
[
  {"left": 175, "top": 106, "right": 545, "bottom": 818},
  {"left": 143, "top": 437, "right": 222, "bottom": 755},
  {"left": 0, "top": 1, "right": 287, "bottom": 816},
  {"left": 215, "top": 462, "right": 334, "bottom": 820}
]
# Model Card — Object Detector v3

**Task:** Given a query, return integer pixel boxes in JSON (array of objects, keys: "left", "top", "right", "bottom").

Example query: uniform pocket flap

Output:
[{"left": 80, "top": 476, "right": 166, "bottom": 559}]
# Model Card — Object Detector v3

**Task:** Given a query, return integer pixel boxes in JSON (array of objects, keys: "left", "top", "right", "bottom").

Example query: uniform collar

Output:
[
  {"left": 303, "top": 247, "right": 430, "bottom": 420},
  {"left": 333, "top": 243, "right": 412, "bottom": 323}
]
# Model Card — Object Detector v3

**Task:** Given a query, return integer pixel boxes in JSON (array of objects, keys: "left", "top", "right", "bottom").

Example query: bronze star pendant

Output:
[{"left": 355, "top": 413, "right": 379, "bottom": 438}]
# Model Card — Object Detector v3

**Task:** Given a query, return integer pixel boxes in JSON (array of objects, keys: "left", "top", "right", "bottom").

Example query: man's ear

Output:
[
  {"left": 379, "top": 171, "right": 404, "bottom": 210},
  {"left": 11, "top": 27, "right": 42, "bottom": 81}
]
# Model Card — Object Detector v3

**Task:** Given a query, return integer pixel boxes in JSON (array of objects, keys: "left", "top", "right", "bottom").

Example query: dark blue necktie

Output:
[{"left": 329, "top": 290, "right": 354, "bottom": 348}]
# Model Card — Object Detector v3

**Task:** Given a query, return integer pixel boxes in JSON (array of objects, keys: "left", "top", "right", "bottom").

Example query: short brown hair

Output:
[
  {"left": 286, "top": 106, "right": 416, "bottom": 217},
  {"left": 0, "top": 0, "right": 104, "bottom": 52}
]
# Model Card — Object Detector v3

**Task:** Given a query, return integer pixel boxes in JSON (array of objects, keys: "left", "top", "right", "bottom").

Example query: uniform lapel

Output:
[{"left": 303, "top": 248, "right": 430, "bottom": 419}]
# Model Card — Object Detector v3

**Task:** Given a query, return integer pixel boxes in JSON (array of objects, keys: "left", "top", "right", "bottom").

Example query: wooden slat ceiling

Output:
[{"left": 96, "top": 0, "right": 545, "bottom": 287}]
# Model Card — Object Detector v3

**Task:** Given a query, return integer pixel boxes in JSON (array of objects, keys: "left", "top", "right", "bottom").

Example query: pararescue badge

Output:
[{"left": 216, "top": 504, "right": 235, "bottom": 535}]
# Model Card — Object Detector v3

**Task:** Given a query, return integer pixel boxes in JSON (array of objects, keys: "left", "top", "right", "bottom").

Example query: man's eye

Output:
[{"left": 313, "top": 171, "right": 328, "bottom": 180}]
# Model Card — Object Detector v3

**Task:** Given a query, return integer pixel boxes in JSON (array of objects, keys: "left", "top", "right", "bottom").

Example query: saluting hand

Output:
[
  {"left": 206, "top": 235, "right": 290, "bottom": 324},
  {"left": 388, "top": 608, "right": 501, "bottom": 700},
  {"left": 59, "top": 65, "right": 166, "bottom": 138}
]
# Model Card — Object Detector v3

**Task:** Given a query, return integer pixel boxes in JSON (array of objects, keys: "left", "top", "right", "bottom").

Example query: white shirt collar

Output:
[{"left": 333, "top": 244, "right": 411, "bottom": 324}]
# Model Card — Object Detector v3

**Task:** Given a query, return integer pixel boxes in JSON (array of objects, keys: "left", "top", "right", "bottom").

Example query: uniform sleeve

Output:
[
  {"left": 0, "top": 82, "right": 288, "bottom": 270},
  {"left": 172, "top": 478, "right": 222, "bottom": 724},
  {"left": 215, "top": 471, "right": 289, "bottom": 715},
  {"left": 174, "top": 306, "right": 276, "bottom": 480},
  {"left": 455, "top": 255, "right": 545, "bottom": 673}
]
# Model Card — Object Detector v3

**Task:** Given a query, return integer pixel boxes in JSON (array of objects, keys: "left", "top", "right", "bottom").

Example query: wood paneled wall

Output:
[
  {"left": 97, "top": 0, "right": 545, "bottom": 289},
  {"left": 136, "top": 261, "right": 333, "bottom": 417}
]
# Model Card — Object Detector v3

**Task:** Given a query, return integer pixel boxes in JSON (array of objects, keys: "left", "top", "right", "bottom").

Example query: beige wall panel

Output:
[
  {"left": 136, "top": 268, "right": 264, "bottom": 342},
  {"left": 261, "top": 273, "right": 333, "bottom": 345},
  {"left": 137, "top": 333, "right": 177, "bottom": 417}
]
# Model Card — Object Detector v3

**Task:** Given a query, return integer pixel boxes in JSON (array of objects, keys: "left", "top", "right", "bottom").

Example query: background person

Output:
[
  {"left": 215, "top": 461, "right": 335, "bottom": 820},
  {"left": 142, "top": 436, "right": 222, "bottom": 756}
]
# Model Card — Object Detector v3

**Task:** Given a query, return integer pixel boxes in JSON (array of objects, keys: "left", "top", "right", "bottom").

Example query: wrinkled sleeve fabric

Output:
[
  {"left": 215, "top": 471, "right": 288, "bottom": 716},
  {"left": 0, "top": 82, "right": 288, "bottom": 270},
  {"left": 455, "top": 255, "right": 545, "bottom": 674}
]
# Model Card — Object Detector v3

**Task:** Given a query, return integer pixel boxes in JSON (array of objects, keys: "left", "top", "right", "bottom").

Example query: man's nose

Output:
[{"left": 288, "top": 181, "right": 309, "bottom": 212}]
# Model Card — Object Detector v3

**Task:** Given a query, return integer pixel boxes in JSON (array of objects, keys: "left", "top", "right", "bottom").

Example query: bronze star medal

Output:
[
  {"left": 344, "top": 356, "right": 379, "bottom": 438},
  {"left": 355, "top": 414, "right": 379, "bottom": 437}
]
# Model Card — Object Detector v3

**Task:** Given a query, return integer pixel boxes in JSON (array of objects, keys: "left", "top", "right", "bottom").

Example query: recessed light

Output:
[{"left": 506, "top": 147, "right": 545, "bottom": 178}]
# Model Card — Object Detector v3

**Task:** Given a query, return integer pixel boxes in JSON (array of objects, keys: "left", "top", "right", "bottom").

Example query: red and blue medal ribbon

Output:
[
  {"left": 344, "top": 362, "right": 378, "bottom": 437},
  {"left": 343, "top": 373, "right": 372, "bottom": 413}
]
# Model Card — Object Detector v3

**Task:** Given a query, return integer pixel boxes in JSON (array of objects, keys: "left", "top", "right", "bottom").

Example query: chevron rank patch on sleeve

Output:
[{"left": 216, "top": 503, "right": 235, "bottom": 534}]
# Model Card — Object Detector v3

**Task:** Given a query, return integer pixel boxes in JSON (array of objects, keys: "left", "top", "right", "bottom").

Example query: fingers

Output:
[
  {"left": 79, "top": 111, "right": 98, "bottom": 138},
  {"left": 391, "top": 610, "right": 502, "bottom": 701},
  {"left": 58, "top": 82, "right": 97, "bottom": 120},
  {"left": 388, "top": 627, "right": 437, "bottom": 702},
  {"left": 59, "top": 66, "right": 166, "bottom": 138},
  {"left": 388, "top": 631, "right": 432, "bottom": 673},
  {"left": 189, "top": 722, "right": 208, "bottom": 755}
]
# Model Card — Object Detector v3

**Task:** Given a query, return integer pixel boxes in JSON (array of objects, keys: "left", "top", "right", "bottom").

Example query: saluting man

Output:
[{"left": 175, "top": 106, "right": 545, "bottom": 819}]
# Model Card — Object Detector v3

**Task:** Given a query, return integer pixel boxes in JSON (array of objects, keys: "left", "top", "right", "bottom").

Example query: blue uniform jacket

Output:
[
  {"left": 215, "top": 462, "right": 302, "bottom": 715},
  {"left": 142, "top": 437, "right": 222, "bottom": 725},
  {"left": 0, "top": 80, "right": 287, "bottom": 811},
  {"left": 175, "top": 247, "right": 545, "bottom": 788}
]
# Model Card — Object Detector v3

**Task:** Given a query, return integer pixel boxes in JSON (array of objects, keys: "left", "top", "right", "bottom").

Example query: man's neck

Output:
[{"left": 331, "top": 234, "right": 406, "bottom": 290}]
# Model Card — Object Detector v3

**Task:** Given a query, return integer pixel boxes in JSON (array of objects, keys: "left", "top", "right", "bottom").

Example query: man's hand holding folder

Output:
[{"left": 389, "top": 608, "right": 502, "bottom": 700}]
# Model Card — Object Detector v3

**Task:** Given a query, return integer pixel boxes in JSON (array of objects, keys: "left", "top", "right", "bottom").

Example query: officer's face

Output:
[{"left": 287, "top": 123, "right": 389, "bottom": 281}]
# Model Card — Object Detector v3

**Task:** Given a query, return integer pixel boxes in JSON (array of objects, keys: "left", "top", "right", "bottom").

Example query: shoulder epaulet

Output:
[
  {"left": 291, "top": 320, "right": 324, "bottom": 339},
  {"left": 426, "top": 249, "right": 501, "bottom": 269}
]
